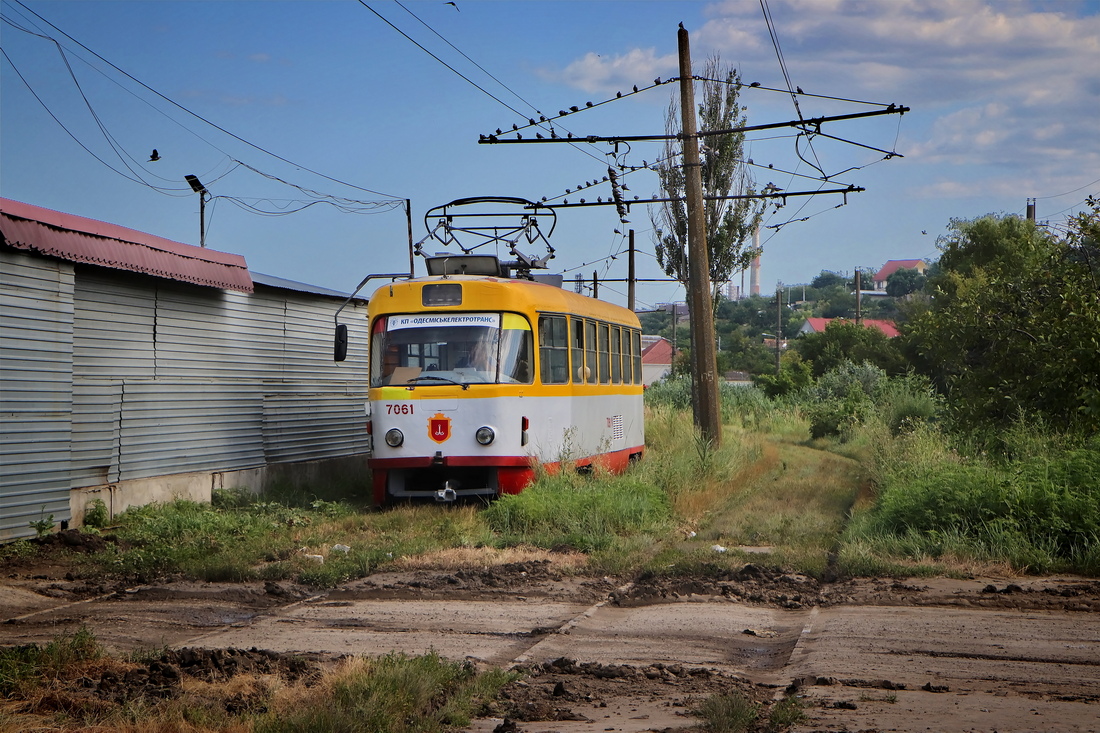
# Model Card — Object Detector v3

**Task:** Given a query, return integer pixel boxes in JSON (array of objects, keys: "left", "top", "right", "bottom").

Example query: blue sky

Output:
[{"left": 2, "top": 0, "right": 1097, "bottom": 311}]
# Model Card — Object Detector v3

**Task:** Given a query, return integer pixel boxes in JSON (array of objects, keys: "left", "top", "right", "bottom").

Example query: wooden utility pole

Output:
[
  {"left": 678, "top": 25, "right": 721, "bottom": 446},
  {"left": 627, "top": 229, "right": 636, "bottom": 312},
  {"left": 854, "top": 269, "right": 862, "bottom": 325},
  {"left": 775, "top": 286, "right": 783, "bottom": 373}
]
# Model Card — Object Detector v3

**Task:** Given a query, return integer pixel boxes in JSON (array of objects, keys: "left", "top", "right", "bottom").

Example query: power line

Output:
[
  {"left": 1034, "top": 178, "right": 1100, "bottom": 200},
  {"left": 2, "top": 46, "right": 182, "bottom": 193},
  {"left": 7, "top": 0, "right": 403, "bottom": 200}
]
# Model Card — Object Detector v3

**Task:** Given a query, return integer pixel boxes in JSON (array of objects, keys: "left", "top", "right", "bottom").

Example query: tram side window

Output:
[
  {"left": 598, "top": 323, "right": 611, "bottom": 384},
  {"left": 571, "top": 317, "right": 588, "bottom": 383},
  {"left": 538, "top": 315, "right": 569, "bottom": 384},
  {"left": 585, "top": 320, "right": 597, "bottom": 384},
  {"left": 610, "top": 326, "right": 622, "bottom": 384},
  {"left": 632, "top": 329, "right": 642, "bottom": 384}
]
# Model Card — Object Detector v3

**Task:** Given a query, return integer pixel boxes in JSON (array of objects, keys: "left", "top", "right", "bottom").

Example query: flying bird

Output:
[
  {"left": 445, "top": 1, "right": 459, "bottom": 10},
  {"left": 148, "top": 149, "right": 160, "bottom": 162}
]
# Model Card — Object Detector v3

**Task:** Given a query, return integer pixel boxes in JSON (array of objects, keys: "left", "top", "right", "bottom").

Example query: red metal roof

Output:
[
  {"left": 873, "top": 259, "right": 926, "bottom": 283},
  {"left": 641, "top": 337, "right": 674, "bottom": 364},
  {"left": 801, "top": 317, "right": 899, "bottom": 338},
  {"left": 0, "top": 198, "right": 253, "bottom": 293}
]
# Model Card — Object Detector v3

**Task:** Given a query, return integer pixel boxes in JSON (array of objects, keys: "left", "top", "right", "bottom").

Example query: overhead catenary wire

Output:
[{"left": 362, "top": 0, "right": 607, "bottom": 166}]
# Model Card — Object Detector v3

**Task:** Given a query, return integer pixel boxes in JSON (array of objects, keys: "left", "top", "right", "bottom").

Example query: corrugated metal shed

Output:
[
  {"left": 1, "top": 200, "right": 371, "bottom": 541},
  {"left": 0, "top": 198, "right": 253, "bottom": 293}
]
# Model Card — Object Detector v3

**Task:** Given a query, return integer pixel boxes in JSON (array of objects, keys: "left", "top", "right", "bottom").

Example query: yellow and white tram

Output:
[{"left": 366, "top": 261, "right": 644, "bottom": 505}]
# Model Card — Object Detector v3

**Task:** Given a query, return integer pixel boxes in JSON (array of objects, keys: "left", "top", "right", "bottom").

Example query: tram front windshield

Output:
[{"left": 371, "top": 314, "right": 532, "bottom": 387}]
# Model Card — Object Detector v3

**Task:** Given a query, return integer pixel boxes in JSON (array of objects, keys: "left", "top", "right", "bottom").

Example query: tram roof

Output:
[{"left": 367, "top": 274, "right": 640, "bottom": 326}]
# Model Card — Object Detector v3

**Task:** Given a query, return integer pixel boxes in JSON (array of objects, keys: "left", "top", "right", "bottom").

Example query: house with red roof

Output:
[
  {"left": 873, "top": 259, "right": 927, "bottom": 290},
  {"left": 799, "top": 317, "right": 900, "bottom": 338},
  {"left": 640, "top": 335, "right": 675, "bottom": 384}
]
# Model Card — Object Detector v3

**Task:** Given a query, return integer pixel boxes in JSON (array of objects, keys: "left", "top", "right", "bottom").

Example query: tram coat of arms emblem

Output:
[{"left": 428, "top": 413, "right": 452, "bottom": 444}]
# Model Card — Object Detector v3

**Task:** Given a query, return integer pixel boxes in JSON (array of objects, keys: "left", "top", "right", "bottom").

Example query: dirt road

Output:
[{"left": 3, "top": 559, "right": 1098, "bottom": 732}]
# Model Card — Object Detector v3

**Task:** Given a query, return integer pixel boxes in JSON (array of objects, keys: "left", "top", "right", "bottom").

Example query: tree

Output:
[
  {"left": 811, "top": 271, "right": 846, "bottom": 289},
  {"left": 650, "top": 56, "right": 764, "bottom": 306},
  {"left": 794, "top": 319, "right": 906, "bottom": 377},
  {"left": 906, "top": 209, "right": 1100, "bottom": 433},
  {"left": 885, "top": 267, "right": 926, "bottom": 297}
]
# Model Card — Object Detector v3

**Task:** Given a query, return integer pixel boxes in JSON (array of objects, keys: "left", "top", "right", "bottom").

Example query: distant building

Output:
[
  {"left": 640, "top": 335, "right": 674, "bottom": 384},
  {"left": 799, "top": 317, "right": 900, "bottom": 338},
  {"left": 873, "top": 259, "right": 927, "bottom": 290},
  {"left": 1, "top": 199, "right": 371, "bottom": 541}
]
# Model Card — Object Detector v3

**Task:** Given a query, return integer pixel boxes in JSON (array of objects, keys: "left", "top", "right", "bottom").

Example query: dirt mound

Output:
[
  {"left": 615, "top": 563, "right": 837, "bottom": 609},
  {"left": 335, "top": 561, "right": 615, "bottom": 604},
  {"left": 494, "top": 657, "right": 773, "bottom": 725},
  {"left": 30, "top": 529, "right": 113, "bottom": 554},
  {"left": 7, "top": 646, "right": 325, "bottom": 718},
  {"left": 160, "top": 646, "right": 322, "bottom": 683}
]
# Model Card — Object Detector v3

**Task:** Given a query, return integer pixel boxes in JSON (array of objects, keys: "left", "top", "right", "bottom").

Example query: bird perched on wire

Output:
[{"left": 148, "top": 149, "right": 161, "bottom": 162}]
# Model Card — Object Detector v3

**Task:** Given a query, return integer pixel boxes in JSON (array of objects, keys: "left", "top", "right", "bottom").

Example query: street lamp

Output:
[{"left": 184, "top": 175, "right": 210, "bottom": 248}]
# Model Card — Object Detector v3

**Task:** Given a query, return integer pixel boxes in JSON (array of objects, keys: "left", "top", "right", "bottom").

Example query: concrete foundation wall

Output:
[{"left": 69, "top": 454, "right": 371, "bottom": 527}]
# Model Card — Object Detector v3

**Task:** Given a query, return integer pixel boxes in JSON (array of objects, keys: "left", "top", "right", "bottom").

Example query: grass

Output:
[
  {"left": 837, "top": 417, "right": 1100, "bottom": 576},
  {"left": 257, "top": 652, "right": 516, "bottom": 733},
  {"left": 694, "top": 691, "right": 759, "bottom": 733},
  {"left": 37, "top": 368, "right": 1093, "bottom": 589},
  {"left": 31, "top": 393, "right": 867, "bottom": 586},
  {"left": 1, "top": 630, "right": 515, "bottom": 733},
  {"left": 0, "top": 626, "right": 102, "bottom": 698}
]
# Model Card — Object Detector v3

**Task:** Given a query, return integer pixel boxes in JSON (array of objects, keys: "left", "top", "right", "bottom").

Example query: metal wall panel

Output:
[
  {"left": 154, "top": 283, "right": 285, "bottom": 381},
  {"left": 71, "top": 379, "right": 121, "bottom": 488},
  {"left": 0, "top": 251, "right": 74, "bottom": 540},
  {"left": 281, "top": 293, "right": 367, "bottom": 388},
  {"left": 262, "top": 393, "right": 369, "bottom": 462},
  {"left": 74, "top": 269, "right": 155, "bottom": 378},
  {"left": 118, "top": 378, "right": 265, "bottom": 479}
]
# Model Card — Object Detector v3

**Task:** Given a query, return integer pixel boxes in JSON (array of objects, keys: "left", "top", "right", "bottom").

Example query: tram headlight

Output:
[
  {"left": 384, "top": 428, "right": 404, "bottom": 447},
  {"left": 475, "top": 426, "right": 495, "bottom": 446}
]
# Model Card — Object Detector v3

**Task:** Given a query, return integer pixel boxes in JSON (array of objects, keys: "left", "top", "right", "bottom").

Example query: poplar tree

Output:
[{"left": 651, "top": 56, "right": 765, "bottom": 305}]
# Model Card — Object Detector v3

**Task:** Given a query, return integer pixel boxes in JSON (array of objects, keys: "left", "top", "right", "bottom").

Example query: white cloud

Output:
[{"left": 541, "top": 48, "right": 678, "bottom": 93}]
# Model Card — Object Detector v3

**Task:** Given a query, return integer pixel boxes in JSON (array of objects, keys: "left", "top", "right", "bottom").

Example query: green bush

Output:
[
  {"left": 83, "top": 498, "right": 110, "bottom": 528},
  {"left": 646, "top": 375, "right": 776, "bottom": 428},
  {"left": 856, "top": 434, "right": 1100, "bottom": 572}
]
